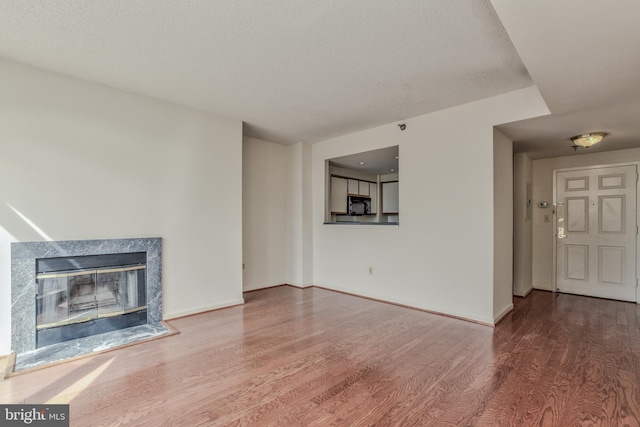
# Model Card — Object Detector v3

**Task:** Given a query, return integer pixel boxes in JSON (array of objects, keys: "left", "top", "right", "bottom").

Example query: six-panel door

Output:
[{"left": 556, "top": 165, "right": 637, "bottom": 302}]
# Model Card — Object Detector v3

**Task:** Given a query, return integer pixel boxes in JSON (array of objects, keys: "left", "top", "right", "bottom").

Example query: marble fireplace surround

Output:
[{"left": 11, "top": 237, "right": 162, "bottom": 355}]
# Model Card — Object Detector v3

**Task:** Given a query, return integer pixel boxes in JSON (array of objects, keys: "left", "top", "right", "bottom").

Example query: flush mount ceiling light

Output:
[
  {"left": 570, "top": 132, "right": 606, "bottom": 150},
  {"left": 359, "top": 161, "right": 366, "bottom": 165}
]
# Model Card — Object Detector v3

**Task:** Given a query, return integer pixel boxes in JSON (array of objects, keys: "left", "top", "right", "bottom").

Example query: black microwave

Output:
[{"left": 348, "top": 196, "right": 371, "bottom": 215}]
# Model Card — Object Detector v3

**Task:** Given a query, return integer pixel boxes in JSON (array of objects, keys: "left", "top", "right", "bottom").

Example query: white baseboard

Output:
[
  {"left": 314, "top": 283, "right": 495, "bottom": 326},
  {"left": 494, "top": 303, "right": 514, "bottom": 324},
  {"left": 243, "top": 282, "right": 284, "bottom": 292},
  {"left": 164, "top": 298, "right": 244, "bottom": 320},
  {"left": 513, "top": 285, "right": 533, "bottom": 298},
  {"left": 243, "top": 282, "right": 313, "bottom": 291},
  {"left": 287, "top": 282, "right": 313, "bottom": 289}
]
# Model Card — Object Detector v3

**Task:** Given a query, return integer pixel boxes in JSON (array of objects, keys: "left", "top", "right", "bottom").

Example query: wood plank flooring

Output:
[{"left": 1, "top": 286, "right": 639, "bottom": 426}]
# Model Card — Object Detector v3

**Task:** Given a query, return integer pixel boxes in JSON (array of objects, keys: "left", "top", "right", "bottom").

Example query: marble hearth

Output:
[{"left": 11, "top": 238, "right": 167, "bottom": 371}]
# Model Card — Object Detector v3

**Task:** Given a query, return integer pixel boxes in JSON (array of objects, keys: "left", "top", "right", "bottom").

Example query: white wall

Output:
[
  {"left": 493, "top": 129, "right": 514, "bottom": 321},
  {"left": 242, "top": 139, "right": 313, "bottom": 290},
  {"left": 312, "top": 87, "right": 549, "bottom": 324},
  {"left": 0, "top": 59, "right": 243, "bottom": 354},
  {"left": 513, "top": 152, "right": 533, "bottom": 296},
  {"left": 242, "top": 136, "right": 289, "bottom": 291},
  {"left": 532, "top": 148, "right": 640, "bottom": 290},
  {"left": 286, "top": 142, "right": 314, "bottom": 287}
]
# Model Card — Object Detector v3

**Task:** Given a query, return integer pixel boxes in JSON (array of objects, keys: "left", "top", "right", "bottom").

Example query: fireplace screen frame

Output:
[
  {"left": 36, "top": 265, "right": 147, "bottom": 330},
  {"left": 34, "top": 251, "right": 149, "bottom": 348}
]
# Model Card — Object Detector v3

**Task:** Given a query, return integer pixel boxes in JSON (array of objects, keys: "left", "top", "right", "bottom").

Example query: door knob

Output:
[{"left": 558, "top": 227, "right": 566, "bottom": 239}]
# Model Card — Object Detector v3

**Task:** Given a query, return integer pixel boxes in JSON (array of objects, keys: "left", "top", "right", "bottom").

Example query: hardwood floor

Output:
[{"left": 1, "top": 286, "right": 639, "bottom": 426}]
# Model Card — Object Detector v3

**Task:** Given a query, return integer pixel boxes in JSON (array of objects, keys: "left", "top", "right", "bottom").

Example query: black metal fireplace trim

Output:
[
  {"left": 36, "top": 309, "right": 148, "bottom": 348},
  {"left": 36, "top": 252, "right": 146, "bottom": 273}
]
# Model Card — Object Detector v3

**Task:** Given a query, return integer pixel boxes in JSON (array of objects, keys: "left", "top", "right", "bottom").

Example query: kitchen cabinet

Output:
[
  {"left": 332, "top": 176, "right": 376, "bottom": 214},
  {"left": 359, "top": 181, "right": 370, "bottom": 196},
  {"left": 330, "top": 177, "right": 348, "bottom": 213},
  {"left": 347, "top": 179, "right": 359, "bottom": 195},
  {"left": 347, "top": 178, "right": 372, "bottom": 196},
  {"left": 370, "top": 183, "right": 377, "bottom": 214},
  {"left": 382, "top": 181, "right": 399, "bottom": 214}
]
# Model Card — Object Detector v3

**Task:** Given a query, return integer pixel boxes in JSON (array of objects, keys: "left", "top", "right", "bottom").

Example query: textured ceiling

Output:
[
  {"left": 491, "top": 0, "right": 640, "bottom": 115},
  {"left": 0, "top": 0, "right": 532, "bottom": 144},
  {"left": 491, "top": 0, "right": 640, "bottom": 159}
]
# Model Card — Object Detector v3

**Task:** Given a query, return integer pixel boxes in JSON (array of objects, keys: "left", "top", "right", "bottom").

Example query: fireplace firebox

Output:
[{"left": 35, "top": 252, "right": 147, "bottom": 347}]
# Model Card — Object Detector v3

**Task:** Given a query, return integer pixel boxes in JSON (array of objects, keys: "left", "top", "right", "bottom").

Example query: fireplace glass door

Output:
[{"left": 36, "top": 265, "right": 146, "bottom": 330}]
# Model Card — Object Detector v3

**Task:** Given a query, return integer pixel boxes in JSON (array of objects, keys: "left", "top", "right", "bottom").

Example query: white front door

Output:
[{"left": 556, "top": 165, "right": 637, "bottom": 302}]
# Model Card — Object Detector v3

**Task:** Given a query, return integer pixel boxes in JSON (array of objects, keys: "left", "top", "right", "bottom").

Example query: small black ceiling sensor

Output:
[{"left": 398, "top": 123, "right": 406, "bottom": 131}]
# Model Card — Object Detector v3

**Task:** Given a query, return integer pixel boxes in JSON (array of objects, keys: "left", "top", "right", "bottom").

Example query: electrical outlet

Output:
[{"left": 369, "top": 266, "right": 373, "bottom": 275}]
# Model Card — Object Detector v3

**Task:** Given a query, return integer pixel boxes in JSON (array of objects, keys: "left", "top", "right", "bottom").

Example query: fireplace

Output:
[
  {"left": 35, "top": 252, "right": 148, "bottom": 347},
  {"left": 11, "top": 238, "right": 163, "bottom": 357}
]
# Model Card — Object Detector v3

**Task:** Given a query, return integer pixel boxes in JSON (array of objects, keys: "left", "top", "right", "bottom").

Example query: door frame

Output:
[{"left": 551, "top": 161, "right": 640, "bottom": 303}]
